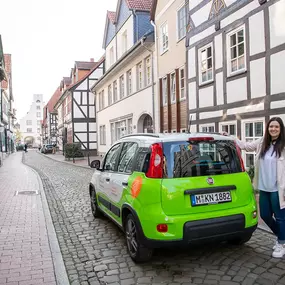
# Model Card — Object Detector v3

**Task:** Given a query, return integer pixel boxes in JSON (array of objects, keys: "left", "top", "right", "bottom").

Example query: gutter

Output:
[{"left": 90, "top": 31, "right": 154, "bottom": 92}]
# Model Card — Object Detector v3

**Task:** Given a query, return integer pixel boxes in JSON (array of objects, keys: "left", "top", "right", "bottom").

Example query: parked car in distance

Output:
[
  {"left": 89, "top": 133, "right": 258, "bottom": 263},
  {"left": 41, "top": 144, "right": 54, "bottom": 154}
]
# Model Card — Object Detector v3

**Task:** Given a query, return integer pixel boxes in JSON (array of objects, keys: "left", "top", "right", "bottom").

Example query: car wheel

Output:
[
  {"left": 90, "top": 189, "right": 103, "bottom": 218},
  {"left": 125, "top": 214, "right": 153, "bottom": 263},
  {"left": 228, "top": 233, "right": 252, "bottom": 245}
]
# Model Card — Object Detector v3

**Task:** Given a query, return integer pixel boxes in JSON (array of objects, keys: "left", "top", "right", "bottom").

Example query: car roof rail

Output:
[{"left": 121, "top": 133, "right": 160, "bottom": 139}]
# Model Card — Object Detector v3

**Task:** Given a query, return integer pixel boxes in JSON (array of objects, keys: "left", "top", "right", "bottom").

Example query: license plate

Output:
[{"left": 191, "top": 191, "right": 232, "bottom": 206}]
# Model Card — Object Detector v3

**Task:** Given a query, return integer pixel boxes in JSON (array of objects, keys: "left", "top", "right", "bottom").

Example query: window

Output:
[
  {"left": 122, "top": 31, "right": 128, "bottom": 54},
  {"left": 36, "top": 112, "right": 41, "bottom": 118},
  {"left": 116, "top": 120, "right": 126, "bottom": 139},
  {"left": 180, "top": 68, "right": 186, "bottom": 100},
  {"left": 199, "top": 44, "right": 213, "bottom": 84},
  {"left": 161, "top": 22, "right": 169, "bottom": 53},
  {"left": 36, "top": 106, "right": 41, "bottom": 110},
  {"left": 201, "top": 125, "right": 215, "bottom": 133},
  {"left": 109, "top": 47, "right": 114, "bottom": 66},
  {"left": 26, "top": 120, "right": 32, "bottom": 125},
  {"left": 145, "top": 57, "right": 151, "bottom": 86},
  {"left": 127, "top": 69, "right": 132, "bottom": 95},
  {"left": 163, "top": 140, "right": 243, "bottom": 178},
  {"left": 137, "top": 62, "right": 143, "bottom": 90},
  {"left": 221, "top": 123, "right": 237, "bottom": 136},
  {"left": 228, "top": 26, "right": 246, "bottom": 75},
  {"left": 37, "top": 120, "right": 41, "bottom": 126},
  {"left": 100, "top": 125, "right": 106, "bottom": 145},
  {"left": 170, "top": 73, "right": 176, "bottom": 103},
  {"left": 243, "top": 121, "right": 264, "bottom": 168},
  {"left": 177, "top": 5, "right": 186, "bottom": 40},
  {"left": 37, "top": 128, "right": 40, "bottom": 133},
  {"left": 127, "top": 118, "right": 133, "bottom": 134},
  {"left": 162, "top": 77, "right": 168, "bottom": 105},
  {"left": 118, "top": 142, "right": 138, "bottom": 173},
  {"left": 99, "top": 91, "right": 104, "bottom": 110},
  {"left": 120, "top": 75, "right": 125, "bottom": 99},
  {"left": 27, "top": 128, "right": 32, "bottom": 133},
  {"left": 113, "top": 80, "right": 118, "bottom": 102},
  {"left": 108, "top": 85, "right": 112, "bottom": 105},
  {"left": 104, "top": 144, "right": 121, "bottom": 171}
]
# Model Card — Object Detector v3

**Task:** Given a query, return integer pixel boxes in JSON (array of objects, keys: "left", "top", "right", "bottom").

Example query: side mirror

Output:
[{"left": 90, "top": 160, "right": 101, "bottom": 169}]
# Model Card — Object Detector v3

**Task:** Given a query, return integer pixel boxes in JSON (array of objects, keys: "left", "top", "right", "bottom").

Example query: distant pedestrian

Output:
[
  {"left": 52, "top": 143, "right": 56, "bottom": 154},
  {"left": 24, "top": 143, "right": 28, "bottom": 153}
]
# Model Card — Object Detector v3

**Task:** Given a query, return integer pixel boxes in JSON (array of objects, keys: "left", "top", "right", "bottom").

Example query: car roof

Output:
[{"left": 118, "top": 132, "right": 234, "bottom": 144}]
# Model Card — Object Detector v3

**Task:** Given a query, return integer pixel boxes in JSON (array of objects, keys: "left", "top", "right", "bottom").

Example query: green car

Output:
[{"left": 89, "top": 133, "right": 258, "bottom": 262}]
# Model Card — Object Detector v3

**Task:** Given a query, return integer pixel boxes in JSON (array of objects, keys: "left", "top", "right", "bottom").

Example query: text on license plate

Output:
[{"left": 191, "top": 191, "right": 232, "bottom": 206}]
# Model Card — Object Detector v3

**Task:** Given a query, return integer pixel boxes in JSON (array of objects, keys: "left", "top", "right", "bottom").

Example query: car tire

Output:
[
  {"left": 228, "top": 233, "right": 252, "bottom": 246},
  {"left": 90, "top": 189, "right": 103, "bottom": 218},
  {"left": 125, "top": 214, "right": 153, "bottom": 263}
]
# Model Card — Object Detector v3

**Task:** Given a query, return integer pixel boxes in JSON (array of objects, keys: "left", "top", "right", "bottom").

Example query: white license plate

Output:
[{"left": 191, "top": 191, "right": 232, "bottom": 206}]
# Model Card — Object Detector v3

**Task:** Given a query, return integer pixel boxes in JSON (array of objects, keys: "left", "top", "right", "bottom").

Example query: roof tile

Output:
[{"left": 126, "top": 0, "right": 153, "bottom": 11}]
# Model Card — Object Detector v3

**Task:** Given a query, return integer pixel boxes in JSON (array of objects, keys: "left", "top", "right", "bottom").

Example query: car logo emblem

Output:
[{"left": 207, "top": 177, "right": 214, "bottom": 185}]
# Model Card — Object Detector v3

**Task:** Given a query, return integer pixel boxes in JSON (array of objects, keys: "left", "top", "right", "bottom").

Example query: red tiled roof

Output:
[
  {"left": 75, "top": 61, "right": 98, "bottom": 70},
  {"left": 126, "top": 0, "right": 153, "bottom": 11},
  {"left": 107, "top": 11, "right": 116, "bottom": 24},
  {"left": 47, "top": 87, "right": 61, "bottom": 113}
]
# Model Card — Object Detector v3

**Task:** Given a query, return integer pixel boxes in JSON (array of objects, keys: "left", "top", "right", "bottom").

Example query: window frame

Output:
[
  {"left": 179, "top": 67, "right": 186, "bottom": 100},
  {"left": 160, "top": 22, "right": 169, "bottom": 54},
  {"left": 120, "top": 75, "right": 125, "bottom": 99},
  {"left": 145, "top": 56, "right": 151, "bottom": 86},
  {"left": 200, "top": 124, "right": 215, "bottom": 133},
  {"left": 108, "top": 84, "right": 112, "bottom": 105},
  {"left": 113, "top": 80, "right": 118, "bottom": 103},
  {"left": 127, "top": 69, "right": 132, "bottom": 96},
  {"left": 227, "top": 25, "right": 246, "bottom": 77},
  {"left": 241, "top": 118, "right": 265, "bottom": 168},
  {"left": 162, "top": 76, "right": 168, "bottom": 106},
  {"left": 170, "top": 72, "right": 176, "bottom": 104},
  {"left": 137, "top": 62, "right": 143, "bottom": 91},
  {"left": 99, "top": 125, "right": 106, "bottom": 145},
  {"left": 177, "top": 4, "right": 187, "bottom": 41},
  {"left": 219, "top": 121, "right": 237, "bottom": 136},
  {"left": 199, "top": 43, "right": 214, "bottom": 85}
]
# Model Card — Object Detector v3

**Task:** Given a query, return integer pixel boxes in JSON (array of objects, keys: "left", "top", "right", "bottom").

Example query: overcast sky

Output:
[{"left": 0, "top": 0, "right": 118, "bottom": 120}]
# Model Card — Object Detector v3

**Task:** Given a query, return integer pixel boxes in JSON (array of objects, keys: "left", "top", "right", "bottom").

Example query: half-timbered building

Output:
[
  {"left": 186, "top": 0, "right": 285, "bottom": 167},
  {"left": 91, "top": 0, "right": 155, "bottom": 156},
  {"left": 55, "top": 58, "right": 104, "bottom": 155}
]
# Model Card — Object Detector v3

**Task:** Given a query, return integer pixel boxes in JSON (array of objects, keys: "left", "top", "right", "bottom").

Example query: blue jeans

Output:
[{"left": 259, "top": 190, "right": 285, "bottom": 244}]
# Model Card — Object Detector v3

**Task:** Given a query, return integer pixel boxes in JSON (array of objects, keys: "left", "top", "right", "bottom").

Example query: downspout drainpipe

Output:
[{"left": 150, "top": 20, "right": 158, "bottom": 131}]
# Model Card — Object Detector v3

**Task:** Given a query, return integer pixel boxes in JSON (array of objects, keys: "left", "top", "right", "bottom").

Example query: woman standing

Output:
[{"left": 233, "top": 117, "right": 285, "bottom": 258}]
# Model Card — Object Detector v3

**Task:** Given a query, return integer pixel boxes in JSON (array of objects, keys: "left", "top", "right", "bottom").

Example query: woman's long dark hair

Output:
[{"left": 260, "top": 117, "right": 285, "bottom": 158}]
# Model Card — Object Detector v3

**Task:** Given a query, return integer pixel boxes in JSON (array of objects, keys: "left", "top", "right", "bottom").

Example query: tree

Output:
[{"left": 15, "top": 129, "right": 22, "bottom": 144}]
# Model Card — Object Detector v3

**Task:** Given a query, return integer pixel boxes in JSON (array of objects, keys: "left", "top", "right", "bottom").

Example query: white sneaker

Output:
[{"left": 272, "top": 243, "right": 285, "bottom": 258}]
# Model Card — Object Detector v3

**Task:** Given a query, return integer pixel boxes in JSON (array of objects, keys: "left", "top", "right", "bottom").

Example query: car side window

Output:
[
  {"left": 118, "top": 142, "right": 138, "bottom": 174},
  {"left": 104, "top": 144, "right": 121, "bottom": 171}
]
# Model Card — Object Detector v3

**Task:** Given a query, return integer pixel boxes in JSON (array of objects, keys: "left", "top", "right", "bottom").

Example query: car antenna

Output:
[{"left": 187, "top": 114, "right": 192, "bottom": 133}]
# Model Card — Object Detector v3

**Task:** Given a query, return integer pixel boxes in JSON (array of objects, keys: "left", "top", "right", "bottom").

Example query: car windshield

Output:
[
  {"left": 46, "top": 145, "right": 53, "bottom": 148},
  {"left": 162, "top": 140, "right": 243, "bottom": 178}
]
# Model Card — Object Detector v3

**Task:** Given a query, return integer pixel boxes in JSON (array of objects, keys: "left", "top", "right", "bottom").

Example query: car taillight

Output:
[
  {"left": 235, "top": 142, "right": 245, "bottom": 172},
  {"left": 157, "top": 224, "right": 168, "bottom": 233},
  {"left": 146, "top": 143, "right": 163, "bottom": 179}
]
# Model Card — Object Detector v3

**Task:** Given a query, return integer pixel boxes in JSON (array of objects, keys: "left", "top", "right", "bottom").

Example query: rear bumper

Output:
[{"left": 139, "top": 214, "right": 257, "bottom": 248}]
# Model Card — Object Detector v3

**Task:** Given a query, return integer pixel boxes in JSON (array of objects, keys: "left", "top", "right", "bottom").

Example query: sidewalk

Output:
[
  {"left": 0, "top": 152, "right": 69, "bottom": 285},
  {"left": 39, "top": 151, "right": 102, "bottom": 169}
]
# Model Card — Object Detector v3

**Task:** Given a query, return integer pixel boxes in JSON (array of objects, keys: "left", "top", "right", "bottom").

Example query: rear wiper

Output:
[{"left": 206, "top": 169, "right": 231, "bottom": 173}]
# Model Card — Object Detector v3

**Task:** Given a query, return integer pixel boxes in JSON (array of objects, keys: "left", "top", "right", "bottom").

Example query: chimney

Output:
[{"left": 90, "top": 58, "right": 94, "bottom": 62}]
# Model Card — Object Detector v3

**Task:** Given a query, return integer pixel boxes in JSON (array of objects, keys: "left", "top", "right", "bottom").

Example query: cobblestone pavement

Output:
[
  {"left": 0, "top": 152, "right": 67, "bottom": 285},
  {"left": 23, "top": 150, "right": 285, "bottom": 285}
]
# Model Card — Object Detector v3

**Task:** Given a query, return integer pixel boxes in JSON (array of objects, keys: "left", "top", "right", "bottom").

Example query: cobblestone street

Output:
[{"left": 22, "top": 150, "right": 285, "bottom": 285}]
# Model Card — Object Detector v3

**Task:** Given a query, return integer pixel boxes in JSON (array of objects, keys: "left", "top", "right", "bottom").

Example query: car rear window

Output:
[{"left": 162, "top": 140, "right": 243, "bottom": 178}]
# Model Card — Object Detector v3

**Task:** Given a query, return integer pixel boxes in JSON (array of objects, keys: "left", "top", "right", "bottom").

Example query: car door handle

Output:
[
  {"left": 106, "top": 178, "right": 110, "bottom": 182},
  {"left": 122, "top": 182, "right": 128, "bottom": 187}
]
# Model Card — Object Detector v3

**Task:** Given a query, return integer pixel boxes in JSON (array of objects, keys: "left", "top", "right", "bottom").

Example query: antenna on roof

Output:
[{"left": 187, "top": 114, "right": 192, "bottom": 133}]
